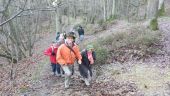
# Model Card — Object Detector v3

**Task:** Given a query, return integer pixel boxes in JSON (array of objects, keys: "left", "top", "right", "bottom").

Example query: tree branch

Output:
[
  {"left": 0, "top": 10, "right": 24, "bottom": 26},
  {"left": 0, "top": 0, "right": 28, "bottom": 26},
  {"left": 0, "top": 53, "right": 17, "bottom": 63}
]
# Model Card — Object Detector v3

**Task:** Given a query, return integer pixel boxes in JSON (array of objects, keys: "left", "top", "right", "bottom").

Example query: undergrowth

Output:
[{"left": 93, "top": 26, "right": 162, "bottom": 64}]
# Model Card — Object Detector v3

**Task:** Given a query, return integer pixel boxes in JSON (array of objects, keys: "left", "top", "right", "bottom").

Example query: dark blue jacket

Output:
[{"left": 78, "top": 28, "right": 84, "bottom": 36}]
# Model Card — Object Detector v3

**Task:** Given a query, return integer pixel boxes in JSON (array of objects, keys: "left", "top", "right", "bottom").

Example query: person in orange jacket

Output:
[
  {"left": 56, "top": 32, "right": 82, "bottom": 88},
  {"left": 44, "top": 43, "right": 63, "bottom": 76}
]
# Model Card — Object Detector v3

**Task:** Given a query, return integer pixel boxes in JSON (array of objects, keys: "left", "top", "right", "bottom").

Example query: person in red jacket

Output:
[{"left": 44, "top": 43, "right": 62, "bottom": 76}]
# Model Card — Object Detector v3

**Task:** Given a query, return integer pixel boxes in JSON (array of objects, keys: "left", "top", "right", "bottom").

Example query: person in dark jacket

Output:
[
  {"left": 56, "top": 32, "right": 60, "bottom": 41},
  {"left": 79, "top": 45, "right": 96, "bottom": 86},
  {"left": 77, "top": 25, "right": 84, "bottom": 42}
]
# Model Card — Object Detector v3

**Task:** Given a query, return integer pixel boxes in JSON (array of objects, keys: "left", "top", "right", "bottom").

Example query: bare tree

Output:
[
  {"left": 158, "top": 0, "right": 165, "bottom": 16},
  {"left": 0, "top": 0, "right": 55, "bottom": 62}
]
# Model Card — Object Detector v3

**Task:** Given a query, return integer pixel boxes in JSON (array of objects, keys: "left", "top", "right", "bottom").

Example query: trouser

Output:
[
  {"left": 79, "top": 64, "right": 92, "bottom": 78},
  {"left": 51, "top": 63, "right": 63, "bottom": 75},
  {"left": 76, "top": 35, "right": 84, "bottom": 45},
  {"left": 79, "top": 35, "right": 84, "bottom": 41},
  {"left": 79, "top": 64, "right": 92, "bottom": 86},
  {"left": 62, "top": 64, "right": 74, "bottom": 88}
]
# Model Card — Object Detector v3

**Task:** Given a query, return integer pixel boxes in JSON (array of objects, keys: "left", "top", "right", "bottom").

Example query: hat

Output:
[
  {"left": 86, "top": 45, "right": 94, "bottom": 50},
  {"left": 66, "top": 32, "right": 76, "bottom": 39}
]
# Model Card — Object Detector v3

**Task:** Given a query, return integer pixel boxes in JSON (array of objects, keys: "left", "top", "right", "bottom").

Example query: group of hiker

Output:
[{"left": 44, "top": 25, "right": 96, "bottom": 88}]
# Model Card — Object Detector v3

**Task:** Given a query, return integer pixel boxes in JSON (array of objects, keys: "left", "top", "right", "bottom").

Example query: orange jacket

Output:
[{"left": 56, "top": 44, "right": 82, "bottom": 65}]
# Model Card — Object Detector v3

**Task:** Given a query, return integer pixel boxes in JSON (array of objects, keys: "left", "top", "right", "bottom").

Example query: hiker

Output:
[
  {"left": 44, "top": 43, "right": 62, "bottom": 76},
  {"left": 79, "top": 45, "right": 96, "bottom": 86},
  {"left": 56, "top": 32, "right": 82, "bottom": 88},
  {"left": 58, "top": 32, "right": 65, "bottom": 44},
  {"left": 77, "top": 25, "right": 84, "bottom": 42},
  {"left": 68, "top": 31, "right": 76, "bottom": 43},
  {"left": 56, "top": 32, "right": 60, "bottom": 41}
]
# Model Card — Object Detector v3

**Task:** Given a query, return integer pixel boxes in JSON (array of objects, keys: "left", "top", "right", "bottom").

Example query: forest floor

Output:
[
  {"left": 1, "top": 1, "right": 170, "bottom": 96},
  {"left": 10, "top": 17, "right": 170, "bottom": 96}
]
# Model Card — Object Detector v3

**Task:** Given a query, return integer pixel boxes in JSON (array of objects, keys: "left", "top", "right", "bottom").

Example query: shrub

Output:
[
  {"left": 96, "top": 26, "right": 162, "bottom": 63},
  {"left": 86, "top": 41, "right": 108, "bottom": 65},
  {"left": 133, "top": 29, "right": 161, "bottom": 47},
  {"left": 97, "top": 19, "right": 104, "bottom": 26},
  {"left": 106, "top": 15, "right": 117, "bottom": 22},
  {"left": 150, "top": 18, "right": 158, "bottom": 31},
  {"left": 85, "top": 24, "right": 96, "bottom": 35},
  {"left": 87, "top": 26, "right": 162, "bottom": 63},
  {"left": 95, "top": 47, "right": 108, "bottom": 65},
  {"left": 98, "top": 36, "right": 113, "bottom": 45}
]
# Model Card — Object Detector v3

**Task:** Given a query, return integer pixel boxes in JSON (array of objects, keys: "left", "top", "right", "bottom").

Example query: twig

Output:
[
  {"left": 0, "top": 10, "right": 24, "bottom": 26},
  {"left": 0, "top": 0, "right": 28, "bottom": 26}
]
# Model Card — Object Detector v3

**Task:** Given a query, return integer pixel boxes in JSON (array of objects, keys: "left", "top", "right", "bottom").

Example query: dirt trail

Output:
[{"left": 15, "top": 20, "right": 135, "bottom": 96}]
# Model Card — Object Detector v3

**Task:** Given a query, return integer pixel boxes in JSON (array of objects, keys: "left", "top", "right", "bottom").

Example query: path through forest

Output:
[{"left": 21, "top": 20, "right": 135, "bottom": 96}]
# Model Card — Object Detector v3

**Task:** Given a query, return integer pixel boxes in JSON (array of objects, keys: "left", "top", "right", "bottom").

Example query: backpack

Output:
[{"left": 51, "top": 45, "right": 55, "bottom": 55}]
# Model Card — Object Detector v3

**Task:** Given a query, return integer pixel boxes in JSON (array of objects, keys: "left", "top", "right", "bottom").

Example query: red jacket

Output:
[{"left": 44, "top": 45, "right": 58, "bottom": 64}]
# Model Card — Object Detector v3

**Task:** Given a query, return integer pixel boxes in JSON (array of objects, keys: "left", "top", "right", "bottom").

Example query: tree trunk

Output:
[
  {"left": 103, "top": 0, "right": 107, "bottom": 21},
  {"left": 112, "top": 0, "right": 116, "bottom": 16},
  {"left": 159, "top": 0, "right": 164, "bottom": 10},
  {"left": 146, "top": 0, "right": 159, "bottom": 19},
  {"left": 158, "top": 0, "right": 165, "bottom": 16},
  {"left": 55, "top": 8, "right": 62, "bottom": 33},
  {"left": 147, "top": 0, "right": 159, "bottom": 30},
  {"left": 3, "top": 8, "right": 25, "bottom": 60}
]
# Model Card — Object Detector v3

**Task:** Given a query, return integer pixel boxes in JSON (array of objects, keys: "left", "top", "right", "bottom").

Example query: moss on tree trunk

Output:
[
  {"left": 150, "top": 18, "right": 158, "bottom": 31},
  {"left": 158, "top": 3, "right": 165, "bottom": 16}
]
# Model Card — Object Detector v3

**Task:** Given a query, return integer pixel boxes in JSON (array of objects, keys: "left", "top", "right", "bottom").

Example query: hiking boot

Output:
[
  {"left": 52, "top": 72, "right": 56, "bottom": 76},
  {"left": 84, "top": 78, "right": 90, "bottom": 86},
  {"left": 80, "top": 79, "right": 85, "bottom": 83},
  {"left": 60, "top": 74, "right": 65, "bottom": 77},
  {"left": 55, "top": 73, "right": 61, "bottom": 77},
  {"left": 65, "top": 84, "right": 69, "bottom": 89},
  {"left": 64, "top": 78, "right": 70, "bottom": 88},
  {"left": 88, "top": 76, "right": 92, "bottom": 82},
  {"left": 64, "top": 81, "right": 69, "bottom": 88}
]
